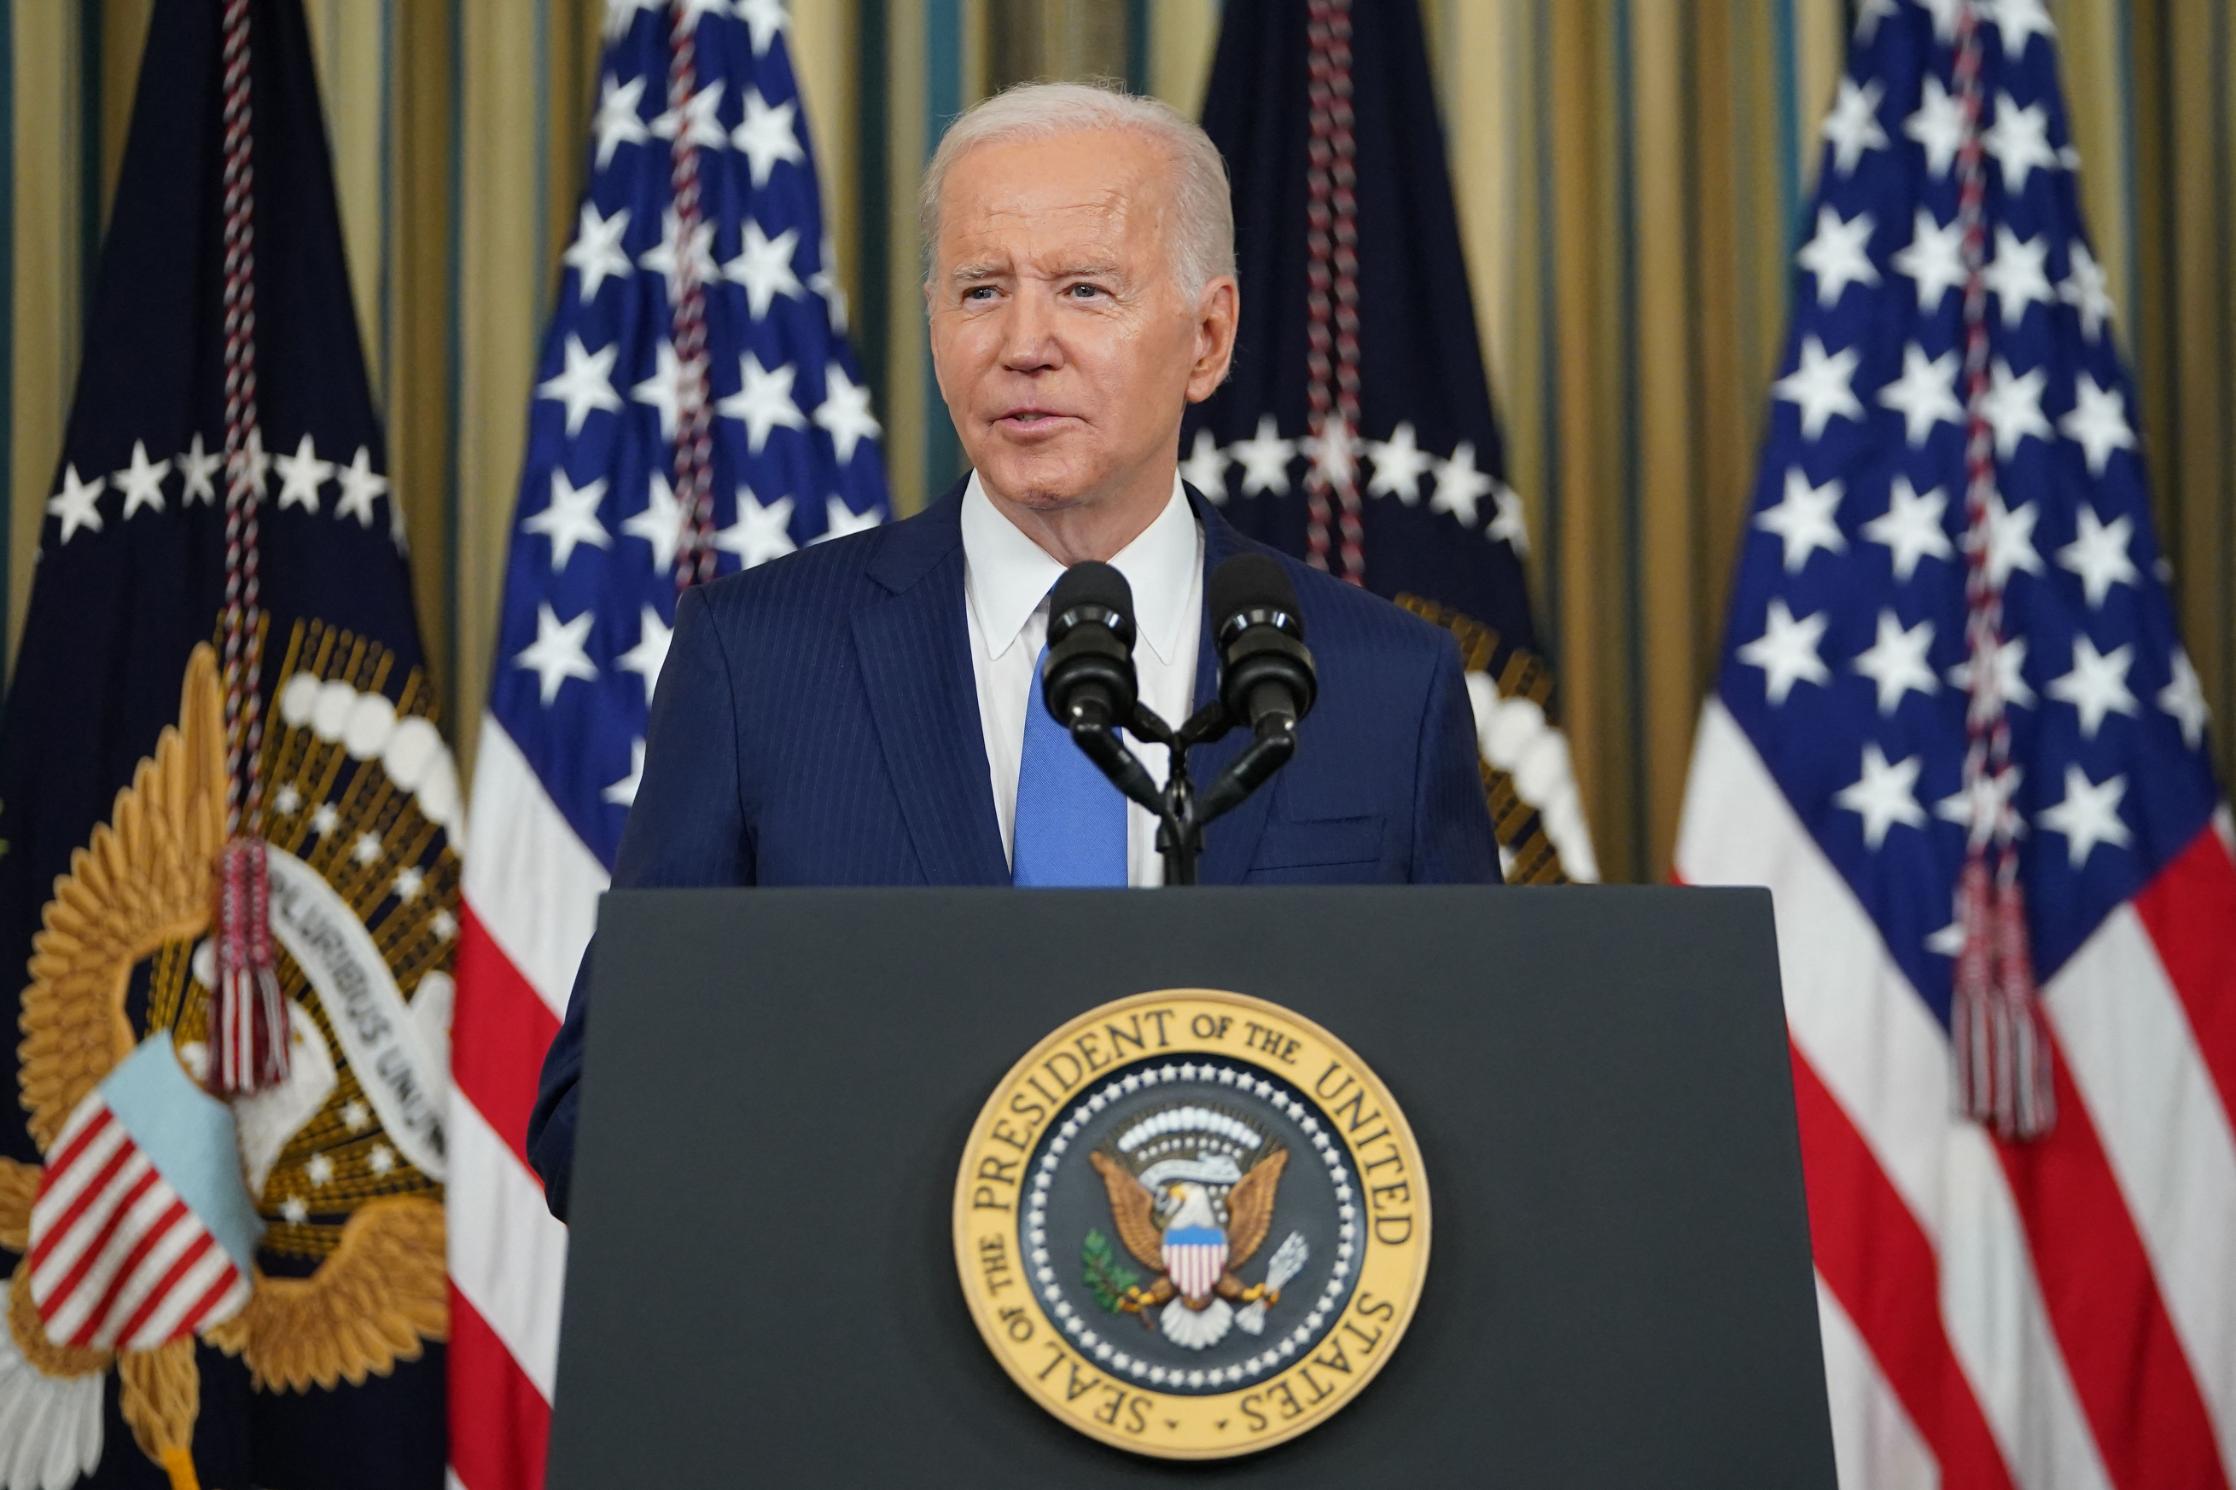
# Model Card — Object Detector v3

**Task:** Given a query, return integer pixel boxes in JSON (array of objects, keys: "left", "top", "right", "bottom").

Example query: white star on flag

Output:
[
  {"left": 593, "top": 74, "right": 649, "bottom": 168},
  {"left": 1772, "top": 335, "right": 1864, "bottom": 441},
  {"left": 1179, "top": 429, "right": 1229, "bottom": 500},
  {"left": 1364, "top": 422, "right": 1433, "bottom": 503},
  {"left": 1989, "top": 0, "right": 2057, "bottom": 60},
  {"left": 1985, "top": 91, "right": 2058, "bottom": 192},
  {"left": 565, "top": 202, "right": 633, "bottom": 302},
  {"left": 2055, "top": 505, "right": 2138, "bottom": 609},
  {"left": 2059, "top": 240, "right": 2115, "bottom": 341},
  {"left": 616, "top": 606, "right": 673, "bottom": 705},
  {"left": 1429, "top": 442, "right": 1495, "bottom": 526},
  {"left": 631, "top": 340, "right": 686, "bottom": 441},
  {"left": 1821, "top": 77, "right": 1889, "bottom": 176},
  {"left": 732, "top": 90, "right": 804, "bottom": 186},
  {"left": 1904, "top": 75, "right": 1966, "bottom": 178},
  {"left": 1756, "top": 468, "right": 1847, "bottom": 573},
  {"left": 1979, "top": 357, "right": 2052, "bottom": 458},
  {"left": 719, "top": 351, "right": 808, "bottom": 452},
  {"left": 47, "top": 463, "right": 106, "bottom": 544},
  {"left": 1302, "top": 416, "right": 1361, "bottom": 490},
  {"left": 1877, "top": 343, "right": 1963, "bottom": 447},
  {"left": 114, "top": 440, "right": 171, "bottom": 520},
  {"left": 179, "top": 432, "right": 221, "bottom": 505},
  {"left": 539, "top": 334, "right": 625, "bottom": 436},
  {"left": 623, "top": 472, "right": 689, "bottom": 573},
  {"left": 524, "top": 471, "right": 613, "bottom": 570},
  {"left": 2038, "top": 764, "right": 2130, "bottom": 867},
  {"left": 1486, "top": 483, "right": 1530, "bottom": 558},
  {"left": 639, "top": 208, "right": 718, "bottom": 299},
  {"left": 1738, "top": 598, "right": 1831, "bottom": 705},
  {"left": 2047, "top": 636, "right": 2138, "bottom": 739},
  {"left": 1947, "top": 633, "right": 2036, "bottom": 711},
  {"left": 813, "top": 363, "right": 881, "bottom": 464},
  {"left": 333, "top": 446, "right": 390, "bottom": 528},
  {"left": 1835, "top": 742, "right": 1928, "bottom": 849},
  {"left": 722, "top": 219, "right": 802, "bottom": 318},
  {"left": 1983, "top": 225, "right": 2054, "bottom": 327},
  {"left": 1893, "top": 207, "right": 1968, "bottom": 311},
  {"left": 1852, "top": 610, "right": 1939, "bottom": 714},
  {"left": 736, "top": 0, "right": 787, "bottom": 53},
  {"left": 1935, "top": 763, "right": 2024, "bottom": 847},
  {"left": 273, "top": 433, "right": 333, "bottom": 514},
  {"left": 1973, "top": 492, "right": 2046, "bottom": 588},
  {"left": 1796, "top": 206, "right": 1881, "bottom": 306},
  {"left": 713, "top": 488, "right": 797, "bottom": 568},
  {"left": 2158, "top": 649, "right": 2209, "bottom": 749},
  {"left": 650, "top": 77, "right": 726, "bottom": 151},
  {"left": 1229, "top": 416, "right": 1295, "bottom": 496},
  {"left": 1863, "top": 477, "right": 1955, "bottom": 582},
  {"left": 2058, "top": 372, "right": 2135, "bottom": 476},
  {"left": 604, "top": 739, "right": 647, "bottom": 807},
  {"left": 814, "top": 496, "right": 882, "bottom": 543},
  {"left": 514, "top": 602, "right": 600, "bottom": 706}
]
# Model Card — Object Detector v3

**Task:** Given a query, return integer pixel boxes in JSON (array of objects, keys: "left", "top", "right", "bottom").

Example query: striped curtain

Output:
[{"left": 7, "top": 0, "right": 2231, "bottom": 884}]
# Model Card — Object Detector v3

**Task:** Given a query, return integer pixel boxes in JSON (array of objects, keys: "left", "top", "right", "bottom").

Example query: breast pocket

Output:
[{"left": 1245, "top": 813, "right": 1387, "bottom": 883}]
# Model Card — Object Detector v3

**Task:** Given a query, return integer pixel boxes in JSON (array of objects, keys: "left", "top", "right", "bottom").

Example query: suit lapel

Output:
[
  {"left": 1186, "top": 487, "right": 1277, "bottom": 886},
  {"left": 852, "top": 482, "right": 1009, "bottom": 886}
]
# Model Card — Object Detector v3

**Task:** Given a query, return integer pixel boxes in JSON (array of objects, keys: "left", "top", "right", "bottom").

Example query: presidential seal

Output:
[{"left": 953, "top": 989, "right": 1429, "bottom": 1459}]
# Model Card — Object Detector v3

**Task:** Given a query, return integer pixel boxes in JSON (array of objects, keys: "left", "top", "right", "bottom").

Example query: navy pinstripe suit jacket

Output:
[{"left": 527, "top": 477, "right": 1500, "bottom": 1217}]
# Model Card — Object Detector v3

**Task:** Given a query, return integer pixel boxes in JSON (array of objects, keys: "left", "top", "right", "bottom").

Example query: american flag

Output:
[
  {"left": 446, "top": 2, "right": 887, "bottom": 1486},
  {"left": 1676, "top": 4, "right": 2236, "bottom": 1488}
]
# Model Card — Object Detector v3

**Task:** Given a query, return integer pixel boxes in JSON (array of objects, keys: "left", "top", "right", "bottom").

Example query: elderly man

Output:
[{"left": 527, "top": 82, "right": 1499, "bottom": 1219}]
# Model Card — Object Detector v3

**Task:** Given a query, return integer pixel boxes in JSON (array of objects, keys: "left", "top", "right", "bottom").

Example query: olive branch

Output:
[{"left": 1080, "top": 1228, "right": 1140, "bottom": 1313}]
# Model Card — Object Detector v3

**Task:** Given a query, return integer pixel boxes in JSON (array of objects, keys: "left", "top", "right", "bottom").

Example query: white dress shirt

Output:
[{"left": 961, "top": 471, "right": 1204, "bottom": 887}]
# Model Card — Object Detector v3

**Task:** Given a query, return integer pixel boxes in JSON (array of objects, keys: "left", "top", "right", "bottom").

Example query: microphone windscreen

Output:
[
  {"left": 1049, "top": 560, "right": 1135, "bottom": 624},
  {"left": 1208, "top": 553, "right": 1303, "bottom": 640}
]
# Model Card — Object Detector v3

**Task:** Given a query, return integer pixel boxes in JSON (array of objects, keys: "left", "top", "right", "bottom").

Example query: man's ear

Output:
[{"left": 1184, "top": 275, "right": 1240, "bottom": 404}]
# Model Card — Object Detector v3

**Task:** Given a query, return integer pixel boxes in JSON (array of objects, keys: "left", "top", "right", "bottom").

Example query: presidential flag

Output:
[
  {"left": 1182, "top": 0, "right": 1592, "bottom": 884},
  {"left": 0, "top": 2, "right": 454, "bottom": 1486},
  {"left": 1675, "top": 3, "right": 2236, "bottom": 1486},
  {"left": 446, "top": 3, "right": 887, "bottom": 1487}
]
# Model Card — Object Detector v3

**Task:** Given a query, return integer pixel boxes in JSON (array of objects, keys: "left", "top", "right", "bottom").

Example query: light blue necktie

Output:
[{"left": 1012, "top": 641, "right": 1128, "bottom": 886}]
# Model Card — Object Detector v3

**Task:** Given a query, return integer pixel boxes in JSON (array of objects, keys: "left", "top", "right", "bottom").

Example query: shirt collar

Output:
[{"left": 960, "top": 471, "right": 1197, "bottom": 664}]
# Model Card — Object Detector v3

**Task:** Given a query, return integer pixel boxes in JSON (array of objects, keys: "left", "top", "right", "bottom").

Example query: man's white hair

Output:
[{"left": 920, "top": 80, "right": 1237, "bottom": 296}]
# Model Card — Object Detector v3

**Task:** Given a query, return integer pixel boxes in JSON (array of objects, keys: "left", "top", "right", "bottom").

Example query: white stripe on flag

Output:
[
  {"left": 448, "top": 1087, "right": 568, "bottom": 1402},
  {"left": 2048, "top": 905, "right": 2236, "bottom": 1475},
  {"left": 42, "top": 1168, "right": 180, "bottom": 1344},
  {"left": 462, "top": 717, "right": 607, "bottom": 1017},
  {"left": 85, "top": 1206, "right": 202, "bottom": 1351},
  {"left": 1677, "top": 701, "right": 2111, "bottom": 1490},
  {"left": 123, "top": 1240, "right": 233, "bottom": 1350},
  {"left": 31, "top": 1150, "right": 152, "bottom": 1305},
  {"left": 29, "top": 1117, "right": 129, "bottom": 1239},
  {"left": 1815, "top": 1273, "right": 1936, "bottom": 1490}
]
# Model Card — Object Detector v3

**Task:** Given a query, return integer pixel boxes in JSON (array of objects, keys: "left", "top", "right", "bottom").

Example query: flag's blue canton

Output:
[
  {"left": 1717, "top": 0, "right": 2218, "bottom": 1028},
  {"left": 489, "top": 1, "right": 888, "bottom": 869}
]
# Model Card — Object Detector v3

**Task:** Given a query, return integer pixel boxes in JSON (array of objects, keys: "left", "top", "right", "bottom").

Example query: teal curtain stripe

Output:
[
  {"left": 923, "top": 0, "right": 963, "bottom": 494},
  {"left": 442, "top": 0, "right": 464, "bottom": 727},
  {"left": 1771, "top": 0, "right": 1797, "bottom": 246},
  {"left": 534, "top": 0, "right": 550, "bottom": 338},
  {"left": 1731, "top": 0, "right": 1760, "bottom": 441},
  {"left": 1125, "top": 0, "right": 1149, "bottom": 96},
  {"left": 379, "top": 0, "right": 394, "bottom": 427},
  {"left": 2216, "top": 9, "right": 2235, "bottom": 725},
  {"left": 854, "top": 0, "right": 890, "bottom": 459},
  {"left": 1, "top": 0, "right": 14, "bottom": 689},
  {"left": 78, "top": 0, "right": 100, "bottom": 332},
  {"left": 2114, "top": 2, "right": 2141, "bottom": 350},
  {"left": 1532, "top": 0, "right": 1562, "bottom": 670},
  {"left": 1613, "top": 0, "right": 1645, "bottom": 872}
]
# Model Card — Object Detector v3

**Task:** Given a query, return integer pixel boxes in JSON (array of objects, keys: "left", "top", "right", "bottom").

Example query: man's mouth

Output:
[{"left": 994, "top": 408, "right": 1076, "bottom": 436}]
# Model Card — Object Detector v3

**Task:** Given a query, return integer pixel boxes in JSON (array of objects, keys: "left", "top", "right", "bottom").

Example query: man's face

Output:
[{"left": 926, "top": 127, "right": 1236, "bottom": 516}]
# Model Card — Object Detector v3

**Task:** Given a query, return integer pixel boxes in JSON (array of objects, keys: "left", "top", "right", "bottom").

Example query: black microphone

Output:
[
  {"left": 1042, "top": 561, "right": 1140, "bottom": 730},
  {"left": 1209, "top": 554, "right": 1317, "bottom": 734}
]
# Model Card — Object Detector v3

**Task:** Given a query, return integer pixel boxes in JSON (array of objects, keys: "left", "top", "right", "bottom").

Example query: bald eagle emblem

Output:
[{"left": 1085, "top": 1105, "right": 1304, "bottom": 1351}]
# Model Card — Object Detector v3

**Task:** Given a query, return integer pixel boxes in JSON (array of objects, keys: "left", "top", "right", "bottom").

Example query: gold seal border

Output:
[{"left": 951, "top": 987, "right": 1432, "bottom": 1461}]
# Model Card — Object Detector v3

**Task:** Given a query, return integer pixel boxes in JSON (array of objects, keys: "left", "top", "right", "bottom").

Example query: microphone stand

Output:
[{"left": 1065, "top": 702, "right": 1295, "bottom": 887}]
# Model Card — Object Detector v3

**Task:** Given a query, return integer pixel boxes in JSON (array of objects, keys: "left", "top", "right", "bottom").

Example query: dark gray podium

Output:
[{"left": 547, "top": 886, "right": 1834, "bottom": 1487}]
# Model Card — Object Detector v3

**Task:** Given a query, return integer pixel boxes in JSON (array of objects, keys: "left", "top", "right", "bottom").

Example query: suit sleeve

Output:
[
  {"left": 527, "top": 584, "right": 754, "bottom": 1220},
  {"left": 1407, "top": 629, "right": 1504, "bottom": 885}
]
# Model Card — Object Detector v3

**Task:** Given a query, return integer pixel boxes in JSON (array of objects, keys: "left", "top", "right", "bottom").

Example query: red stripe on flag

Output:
[
  {"left": 1997, "top": 1039, "right": 2231, "bottom": 1490},
  {"left": 2131, "top": 826, "right": 2236, "bottom": 1126},
  {"left": 448, "top": 1283, "right": 551, "bottom": 1490},
  {"left": 28, "top": 1136, "right": 139, "bottom": 1273},
  {"left": 174, "top": 1257, "right": 247, "bottom": 1338},
  {"left": 1790, "top": 1042, "right": 2018, "bottom": 1490},
  {"left": 110, "top": 1230, "right": 216, "bottom": 1346},
  {"left": 454, "top": 903, "right": 563, "bottom": 1172},
  {"left": 41, "top": 1107, "right": 115, "bottom": 1180},
  {"left": 45, "top": 1164, "right": 161, "bottom": 1332},
  {"left": 74, "top": 1196, "right": 190, "bottom": 1346}
]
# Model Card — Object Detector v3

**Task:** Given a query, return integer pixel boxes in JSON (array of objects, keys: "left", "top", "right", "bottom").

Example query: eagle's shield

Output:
[{"left": 1162, "top": 1225, "right": 1229, "bottom": 1303}]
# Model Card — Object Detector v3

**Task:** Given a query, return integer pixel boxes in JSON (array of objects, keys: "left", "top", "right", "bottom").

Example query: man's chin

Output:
[{"left": 974, "top": 458, "right": 1098, "bottom": 513}]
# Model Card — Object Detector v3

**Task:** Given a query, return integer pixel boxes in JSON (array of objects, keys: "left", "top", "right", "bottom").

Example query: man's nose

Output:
[{"left": 997, "top": 291, "right": 1062, "bottom": 374}]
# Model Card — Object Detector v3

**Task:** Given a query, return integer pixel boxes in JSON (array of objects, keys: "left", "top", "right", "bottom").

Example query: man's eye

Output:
[
  {"left": 963, "top": 286, "right": 997, "bottom": 303},
  {"left": 1067, "top": 283, "right": 1106, "bottom": 299}
]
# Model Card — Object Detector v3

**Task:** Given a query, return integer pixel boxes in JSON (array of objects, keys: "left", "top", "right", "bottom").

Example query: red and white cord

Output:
[
  {"left": 1303, "top": 0, "right": 1365, "bottom": 585},
  {"left": 669, "top": 1, "right": 717, "bottom": 590}
]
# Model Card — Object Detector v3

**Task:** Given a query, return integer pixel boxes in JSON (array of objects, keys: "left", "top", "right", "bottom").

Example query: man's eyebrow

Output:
[
  {"left": 1052, "top": 258, "right": 1123, "bottom": 279},
  {"left": 948, "top": 261, "right": 1007, "bottom": 283}
]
